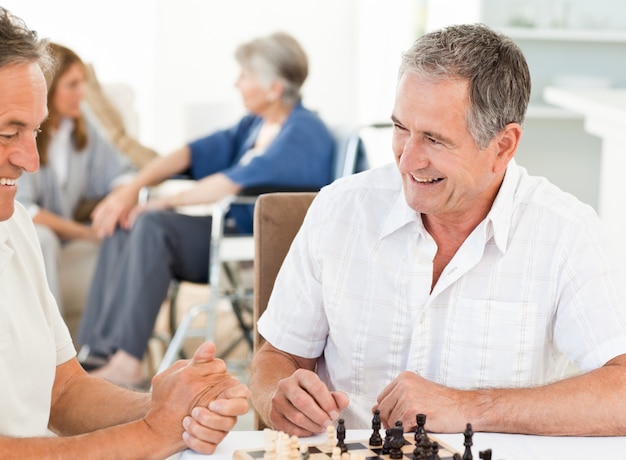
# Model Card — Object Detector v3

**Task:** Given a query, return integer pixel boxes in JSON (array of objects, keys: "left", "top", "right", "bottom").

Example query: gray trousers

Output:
[{"left": 77, "top": 210, "right": 213, "bottom": 360}]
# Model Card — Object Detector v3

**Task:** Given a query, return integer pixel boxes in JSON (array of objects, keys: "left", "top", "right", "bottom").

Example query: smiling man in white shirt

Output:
[
  {"left": 0, "top": 6, "right": 250, "bottom": 458},
  {"left": 250, "top": 23, "right": 626, "bottom": 438}
]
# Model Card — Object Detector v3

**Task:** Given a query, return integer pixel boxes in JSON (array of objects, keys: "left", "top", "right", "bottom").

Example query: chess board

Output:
[{"left": 233, "top": 433, "right": 461, "bottom": 460}]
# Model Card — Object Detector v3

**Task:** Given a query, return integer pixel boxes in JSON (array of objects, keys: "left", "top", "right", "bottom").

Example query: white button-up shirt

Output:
[{"left": 258, "top": 160, "right": 626, "bottom": 428}]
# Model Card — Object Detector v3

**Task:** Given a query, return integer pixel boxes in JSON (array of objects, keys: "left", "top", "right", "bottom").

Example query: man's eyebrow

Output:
[
  {"left": 390, "top": 114, "right": 455, "bottom": 146},
  {"left": 0, "top": 120, "right": 27, "bottom": 128},
  {"left": 0, "top": 113, "right": 48, "bottom": 130}
]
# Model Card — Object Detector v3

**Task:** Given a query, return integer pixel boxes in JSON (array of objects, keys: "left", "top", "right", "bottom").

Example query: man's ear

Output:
[{"left": 493, "top": 122, "right": 522, "bottom": 173}]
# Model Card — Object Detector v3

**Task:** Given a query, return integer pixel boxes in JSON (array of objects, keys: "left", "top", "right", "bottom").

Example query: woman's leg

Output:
[{"left": 79, "top": 210, "right": 213, "bottom": 361}]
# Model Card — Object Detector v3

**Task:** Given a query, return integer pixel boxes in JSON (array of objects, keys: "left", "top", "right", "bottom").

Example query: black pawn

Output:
[
  {"left": 429, "top": 441, "right": 440, "bottom": 460},
  {"left": 369, "top": 409, "right": 383, "bottom": 446},
  {"left": 462, "top": 423, "right": 474, "bottom": 460},
  {"left": 389, "top": 426, "right": 404, "bottom": 459},
  {"left": 478, "top": 449, "right": 492, "bottom": 460},
  {"left": 336, "top": 418, "right": 347, "bottom": 453},
  {"left": 382, "top": 428, "right": 392, "bottom": 455}
]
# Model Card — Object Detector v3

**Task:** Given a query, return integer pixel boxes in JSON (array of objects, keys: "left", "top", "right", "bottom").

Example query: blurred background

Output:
[{"left": 4, "top": 0, "right": 626, "bottom": 209}]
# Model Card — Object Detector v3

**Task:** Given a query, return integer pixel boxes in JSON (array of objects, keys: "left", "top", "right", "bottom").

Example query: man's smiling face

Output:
[
  {"left": 0, "top": 61, "right": 47, "bottom": 221},
  {"left": 391, "top": 72, "right": 504, "bottom": 224}
]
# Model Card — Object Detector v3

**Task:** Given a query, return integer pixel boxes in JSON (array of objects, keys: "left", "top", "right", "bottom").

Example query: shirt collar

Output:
[
  {"left": 380, "top": 170, "right": 428, "bottom": 240},
  {"left": 0, "top": 217, "right": 14, "bottom": 276},
  {"left": 378, "top": 159, "right": 521, "bottom": 253},
  {"left": 483, "top": 158, "right": 520, "bottom": 253}
]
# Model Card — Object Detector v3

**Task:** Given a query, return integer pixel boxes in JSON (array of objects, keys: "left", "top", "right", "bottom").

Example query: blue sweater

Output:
[{"left": 188, "top": 102, "right": 335, "bottom": 233}]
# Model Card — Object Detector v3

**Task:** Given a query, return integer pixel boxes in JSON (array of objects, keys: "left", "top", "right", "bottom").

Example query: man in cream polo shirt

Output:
[{"left": 0, "top": 6, "right": 250, "bottom": 458}]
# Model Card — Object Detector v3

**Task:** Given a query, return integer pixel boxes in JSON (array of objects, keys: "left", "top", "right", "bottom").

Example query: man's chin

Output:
[{"left": 0, "top": 200, "right": 15, "bottom": 222}]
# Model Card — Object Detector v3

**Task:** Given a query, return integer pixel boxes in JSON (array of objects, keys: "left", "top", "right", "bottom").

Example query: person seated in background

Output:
[
  {"left": 77, "top": 31, "right": 336, "bottom": 387},
  {"left": 15, "top": 42, "right": 136, "bottom": 313},
  {"left": 0, "top": 6, "right": 249, "bottom": 457},
  {"left": 249, "top": 24, "right": 626, "bottom": 437}
]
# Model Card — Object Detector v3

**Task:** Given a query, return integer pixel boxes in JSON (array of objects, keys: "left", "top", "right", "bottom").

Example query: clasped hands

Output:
[{"left": 147, "top": 342, "right": 251, "bottom": 454}]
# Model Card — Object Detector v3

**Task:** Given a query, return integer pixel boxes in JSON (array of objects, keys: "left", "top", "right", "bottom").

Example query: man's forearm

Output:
[
  {"left": 0, "top": 419, "right": 175, "bottom": 460},
  {"left": 50, "top": 373, "right": 150, "bottom": 435},
  {"left": 471, "top": 355, "right": 626, "bottom": 436}
]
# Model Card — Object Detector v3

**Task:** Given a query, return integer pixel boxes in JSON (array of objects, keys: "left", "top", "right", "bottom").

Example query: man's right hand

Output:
[{"left": 268, "top": 368, "right": 349, "bottom": 437}]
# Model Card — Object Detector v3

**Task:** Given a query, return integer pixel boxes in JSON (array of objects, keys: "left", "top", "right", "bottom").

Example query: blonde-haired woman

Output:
[{"left": 16, "top": 43, "right": 135, "bottom": 311}]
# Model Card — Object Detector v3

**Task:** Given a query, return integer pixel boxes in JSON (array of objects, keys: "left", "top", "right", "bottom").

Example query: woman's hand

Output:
[{"left": 91, "top": 184, "right": 140, "bottom": 237}]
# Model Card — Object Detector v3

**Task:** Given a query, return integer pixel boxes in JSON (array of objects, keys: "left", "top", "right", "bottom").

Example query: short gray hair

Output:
[
  {"left": 0, "top": 6, "right": 54, "bottom": 77},
  {"left": 400, "top": 24, "right": 531, "bottom": 149},
  {"left": 235, "top": 32, "right": 308, "bottom": 106}
]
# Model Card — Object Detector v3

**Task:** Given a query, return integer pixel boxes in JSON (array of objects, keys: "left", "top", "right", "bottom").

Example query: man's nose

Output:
[
  {"left": 12, "top": 135, "right": 40, "bottom": 173},
  {"left": 398, "top": 137, "right": 429, "bottom": 171}
]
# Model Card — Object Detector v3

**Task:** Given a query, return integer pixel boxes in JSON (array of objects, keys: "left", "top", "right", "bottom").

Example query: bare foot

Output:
[{"left": 89, "top": 349, "right": 148, "bottom": 389}]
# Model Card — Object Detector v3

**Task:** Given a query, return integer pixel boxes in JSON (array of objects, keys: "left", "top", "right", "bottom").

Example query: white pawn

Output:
[
  {"left": 331, "top": 446, "right": 341, "bottom": 460},
  {"left": 289, "top": 435, "right": 299, "bottom": 460},
  {"left": 326, "top": 425, "right": 337, "bottom": 448}
]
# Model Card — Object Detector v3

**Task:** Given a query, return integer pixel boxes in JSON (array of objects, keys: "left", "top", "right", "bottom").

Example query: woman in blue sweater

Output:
[{"left": 78, "top": 32, "right": 335, "bottom": 387}]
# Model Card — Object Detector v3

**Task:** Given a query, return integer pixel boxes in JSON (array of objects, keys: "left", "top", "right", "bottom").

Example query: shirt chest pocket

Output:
[{"left": 438, "top": 298, "right": 549, "bottom": 388}]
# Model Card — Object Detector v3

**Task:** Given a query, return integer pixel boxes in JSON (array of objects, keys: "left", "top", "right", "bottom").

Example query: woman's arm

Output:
[
  {"left": 91, "top": 145, "right": 192, "bottom": 236},
  {"left": 32, "top": 208, "right": 98, "bottom": 241}
]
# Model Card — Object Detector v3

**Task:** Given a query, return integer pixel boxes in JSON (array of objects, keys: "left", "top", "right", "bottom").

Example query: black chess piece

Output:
[
  {"left": 389, "top": 426, "right": 404, "bottom": 459},
  {"left": 415, "top": 413, "right": 428, "bottom": 445},
  {"left": 369, "top": 409, "right": 383, "bottom": 446},
  {"left": 462, "top": 423, "right": 474, "bottom": 460},
  {"left": 336, "top": 418, "right": 347, "bottom": 453},
  {"left": 478, "top": 449, "right": 492, "bottom": 460},
  {"left": 382, "top": 428, "right": 392, "bottom": 455},
  {"left": 429, "top": 441, "right": 440, "bottom": 460},
  {"left": 413, "top": 444, "right": 426, "bottom": 460}
]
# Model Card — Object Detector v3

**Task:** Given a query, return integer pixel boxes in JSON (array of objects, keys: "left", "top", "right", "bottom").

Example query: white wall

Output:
[{"left": 3, "top": 0, "right": 418, "bottom": 154}]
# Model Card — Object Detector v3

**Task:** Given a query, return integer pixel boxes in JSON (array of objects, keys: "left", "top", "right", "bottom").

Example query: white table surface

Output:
[{"left": 179, "top": 429, "right": 626, "bottom": 460}]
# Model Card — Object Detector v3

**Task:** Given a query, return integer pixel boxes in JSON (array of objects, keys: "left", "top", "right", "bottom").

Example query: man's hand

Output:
[
  {"left": 268, "top": 368, "right": 349, "bottom": 437},
  {"left": 374, "top": 371, "right": 468, "bottom": 432},
  {"left": 144, "top": 342, "right": 249, "bottom": 454},
  {"left": 182, "top": 382, "right": 251, "bottom": 453}
]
